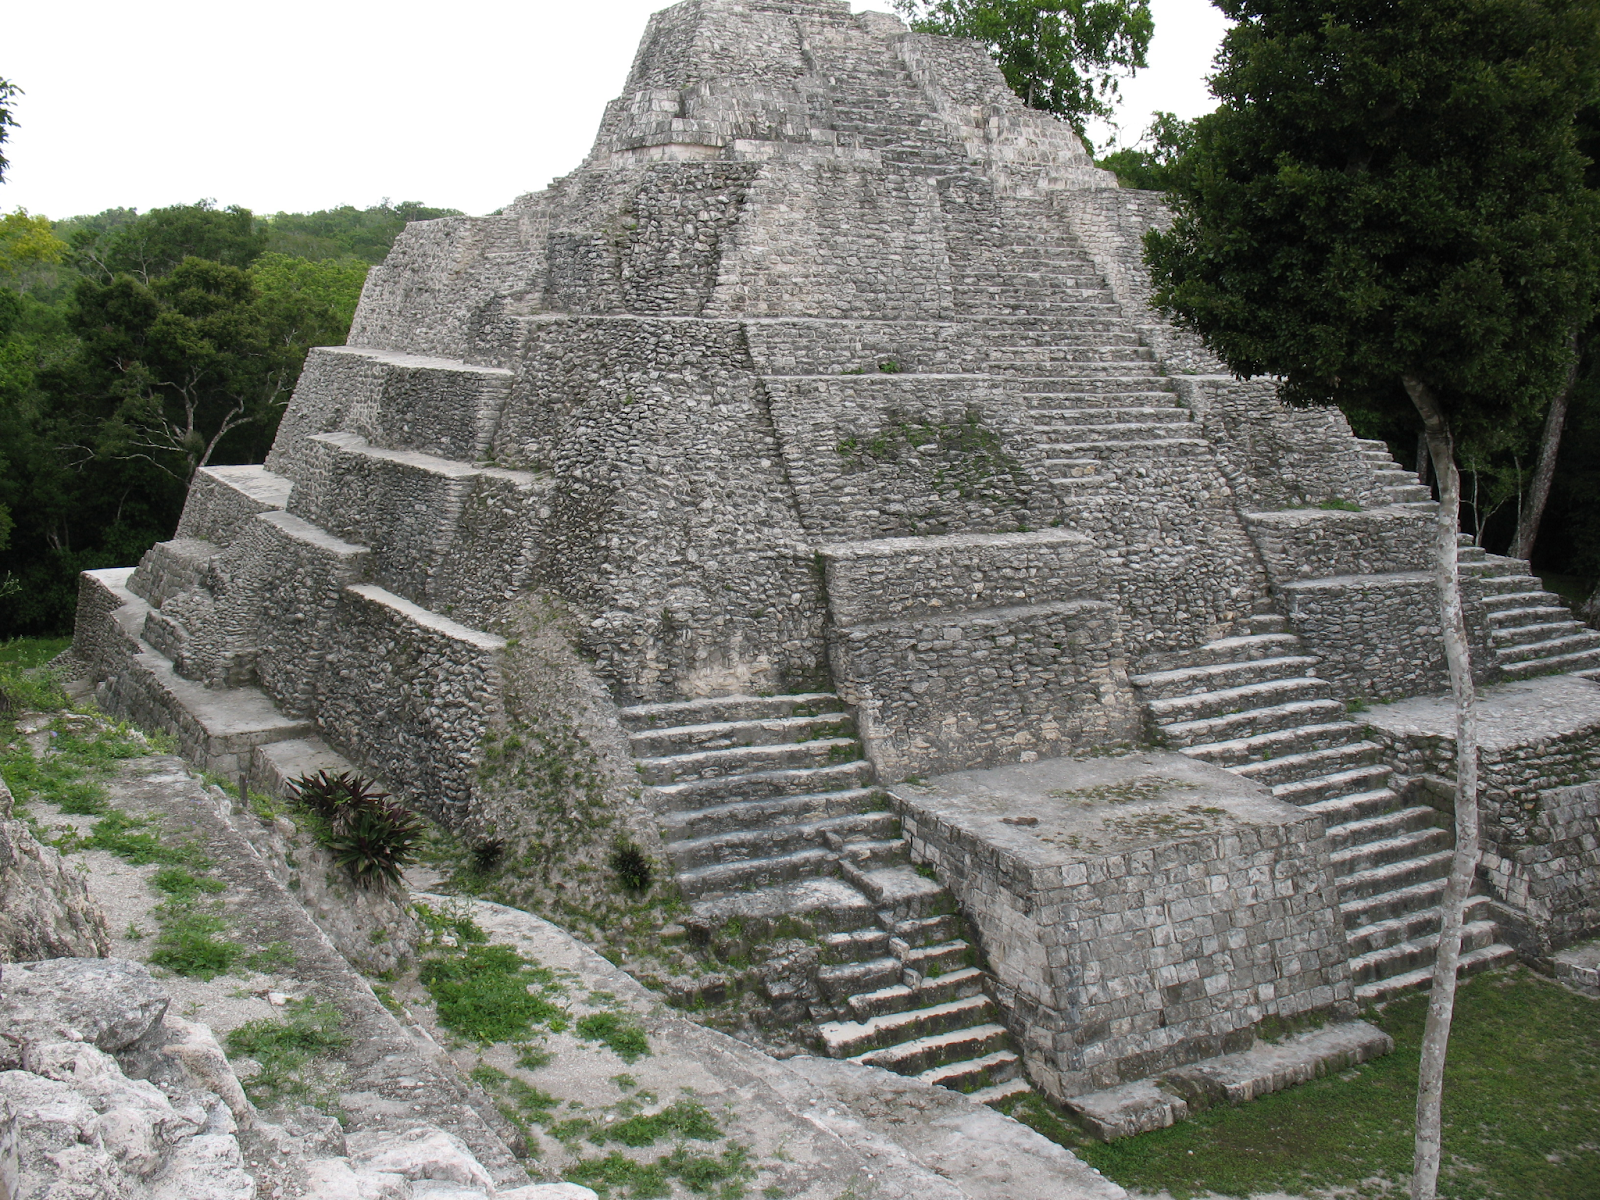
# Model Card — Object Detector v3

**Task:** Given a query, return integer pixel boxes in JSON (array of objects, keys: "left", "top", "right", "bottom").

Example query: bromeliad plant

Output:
[{"left": 288, "top": 770, "right": 425, "bottom": 890}]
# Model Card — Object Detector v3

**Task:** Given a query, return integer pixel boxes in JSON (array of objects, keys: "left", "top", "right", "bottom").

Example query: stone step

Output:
[
  {"left": 843, "top": 863, "right": 951, "bottom": 920},
  {"left": 820, "top": 994, "right": 997, "bottom": 1058},
  {"left": 664, "top": 810, "right": 901, "bottom": 871},
  {"left": 1343, "top": 896, "right": 1493, "bottom": 959},
  {"left": 1029, "top": 407, "right": 1191, "bottom": 428},
  {"left": 1145, "top": 674, "right": 1330, "bottom": 721},
  {"left": 1340, "top": 876, "right": 1450, "bottom": 930},
  {"left": 986, "top": 348, "right": 1156, "bottom": 366},
  {"left": 648, "top": 759, "right": 875, "bottom": 810},
  {"left": 1486, "top": 604, "right": 1575, "bottom": 628},
  {"left": 851, "top": 1022, "right": 1013, "bottom": 1076},
  {"left": 1131, "top": 655, "right": 1322, "bottom": 702},
  {"left": 916, "top": 1049, "right": 1022, "bottom": 1092},
  {"left": 1023, "top": 376, "right": 1179, "bottom": 395},
  {"left": 902, "top": 939, "right": 972, "bottom": 975},
  {"left": 627, "top": 712, "right": 857, "bottom": 758},
  {"left": 687, "top": 876, "right": 877, "bottom": 939},
  {"left": 1351, "top": 925, "right": 1509, "bottom": 997},
  {"left": 1329, "top": 827, "right": 1452, "bottom": 877},
  {"left": 1160, "top": 632, "right": 1308, "bottom": 670},
  {"left": 1181, "top": 721, "right": 1363, "bottom": 769},
  {"left": 637, "top": 737, "right": 864, "bottom": 785},
  {"left": 1274, "top": 765, "right": 1396, "bottom": 808},
  {"left": 1025, "top": 390, "right": 1180, "bottom": 409},
  {"left": 617, "top": 692, "right": 846, "bottom": 731},
  {"left": 819, "top": 955, "right": 902, "bottom": 999},
  {"left": 1035, "top": 422, "right": 1196, "bottom": 444},
  {"left": 1496, "top": 631, "right": 1600, "bottom": 665},
  {"left": 1322, "top": 803, "right": 1434, "bottom": 850},
  {"left": 676, "top": 847, "right": 840, "bottom": 900},
  {"left": 1336, "top": 849, "right": 1452, "bottom": 904},
  {"left": 1231, "top": 740, "right": 1382, "bottom": 788},
  {"left": 847, "top": 966, "right": 987, "bottom": 1019},
  {"left": 820, "top": 928, "right": 893, "bottom": 965},
  {"left": 660, "top": 786, "right": 886, "bottom": 841},
  {"left": 966, "top": 1078, "right": 1034, "bottom": 1107},
  {"left": 889, "top": 913, "right": 964, "bottom": 948},
  {"left": 1476, "top": 590, "right": 1555, "bottom": 613},
  {"left": 1489, "top": 619, "right": 1586, "bottom": 648},
  {"left": 1159, "top": 698, "right": 1349, "bottom": 749},
  {"left": 1500, "top": 647, "right": 1600, "bottom": 679}
]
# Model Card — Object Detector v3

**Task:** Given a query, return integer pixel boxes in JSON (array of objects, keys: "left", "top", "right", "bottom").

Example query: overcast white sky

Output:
[{"left": 1, "top": 0, "right": 1228, "bottom": 221}]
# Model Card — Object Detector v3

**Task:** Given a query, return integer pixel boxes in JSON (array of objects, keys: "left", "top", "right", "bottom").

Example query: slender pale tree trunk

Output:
[
  {"left": 1509, "top": 333, "right": 1584, "bottom": 559},
  {"left": 1401, "top": 375, "right": 1482, "bottom": 1200}
]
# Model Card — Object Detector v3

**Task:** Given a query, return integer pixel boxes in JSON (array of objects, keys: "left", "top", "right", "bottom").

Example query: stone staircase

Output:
[
  {"left": 617, "top": 693, "right": 1030, "bottom": 1104},
  {"left": 1131, "top": 615, "right": 1517, "bottom": 1004},
  {"left": 1461, "top": 545, "right": 1600, "bottom": 680}
]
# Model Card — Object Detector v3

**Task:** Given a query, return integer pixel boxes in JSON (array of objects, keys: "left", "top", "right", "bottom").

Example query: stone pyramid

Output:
[{"left": 74, "top": 0, "right": 1600, "bottom": 1122}]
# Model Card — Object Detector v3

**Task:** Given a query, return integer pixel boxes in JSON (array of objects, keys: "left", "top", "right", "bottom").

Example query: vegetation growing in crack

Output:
[{"left": 834, "top": 407, "right": 1032, "bottom": 522}]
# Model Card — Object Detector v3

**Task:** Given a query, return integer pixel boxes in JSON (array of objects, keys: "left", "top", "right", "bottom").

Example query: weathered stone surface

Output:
[
  {"left": 160, "top": 1019, "right": 253, "bottom": 1124},
  {"left": 0, "top": 779, "right": 110, "bottom": 964},
  {"left": 890, "top": 752, "right": 1354, "bottom": 1100},
  {"left": 0, "top": 959, "right": 167, "bottom": 1066},
  {"left": 344, "top": 1128, "right": 494, "bottom": 1191},
  {"left": 1552, "top": 937, "right": 1600, "bottom": 996}
]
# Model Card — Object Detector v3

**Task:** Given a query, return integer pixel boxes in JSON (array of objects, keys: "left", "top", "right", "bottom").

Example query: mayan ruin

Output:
[{"left": 3, "top": 0, "right": 1596, "bottom": 1197}]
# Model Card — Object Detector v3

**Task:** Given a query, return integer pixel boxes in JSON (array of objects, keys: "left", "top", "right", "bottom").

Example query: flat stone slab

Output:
[
  {"left": 1364, "top": 675, "right": 1600, "bottom": 752},
  {"left": 890, "top": 749, "right": 1286, "bottom": 867},
  {"left": 1553, "top": 938, "right": 1600, "bottom": 996},
  {"left": 1065, "top": 1020, "right": 1392, "bottom": 1141}
]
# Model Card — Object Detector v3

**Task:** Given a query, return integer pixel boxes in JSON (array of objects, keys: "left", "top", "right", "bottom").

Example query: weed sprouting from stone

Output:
[
  {"left": 148, "top": 902, "right": 242, "bottom": 979},
  {"left": 610, "top": 840, "right": 655, "bottom": 895},
  {"left": 288, "top": 771, "right": 424, "bottom": 890}
]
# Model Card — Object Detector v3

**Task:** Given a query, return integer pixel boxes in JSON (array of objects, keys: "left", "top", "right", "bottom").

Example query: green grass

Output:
[
  {"left": 147, "top": 902, "right": 243, "bottom": 979},
  {"left": 1055, "top": 968, "right": 1598, "bottom": 1199},
  {"left": 567, "top": 1144, "right": 754, "bottom": 1199},
  {"left": 225, "top": 999, "right": 350, "bottom": 1110},
  {"left": 603, "top": 1100, "right": 721, "bottom": 1148},
  {"left": 419, "top": 942, "right": 570, "bottom": 1043},
  {"left": 576, "top": 1010, "right": 652, "bottom": 1063},
  {"left": 1, "top": 721, "right": 152, "bottom": 815},
  {"left": 0, "top": 636, "right": 71, "bottom": 670}
]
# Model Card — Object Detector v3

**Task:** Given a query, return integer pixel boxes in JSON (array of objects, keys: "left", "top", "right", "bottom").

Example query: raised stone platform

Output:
[
  {"left": 888, "top": 751, "right": 1357, "bottom": 1102},
  {"left": 1365, "top": 675, "right": 1600, "bottom": 957}
]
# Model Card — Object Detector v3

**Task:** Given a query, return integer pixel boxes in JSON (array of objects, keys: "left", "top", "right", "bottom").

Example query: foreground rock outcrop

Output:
[{"left": 0, "top": 780, "right": 110, "bottom": 963}]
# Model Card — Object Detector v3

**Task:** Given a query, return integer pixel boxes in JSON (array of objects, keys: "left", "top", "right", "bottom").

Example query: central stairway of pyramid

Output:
[{"left": 73, "top": 0, "right": 1600, "bottom": 1120}]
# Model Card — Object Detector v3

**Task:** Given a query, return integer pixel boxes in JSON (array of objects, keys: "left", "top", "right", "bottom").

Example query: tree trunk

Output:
[
  {"left": 1401, "top": 375, "right": 1482, "bottom": 1200},
  {"left": 1509, "top": 333, "right": 1584, "bottom": 559}
]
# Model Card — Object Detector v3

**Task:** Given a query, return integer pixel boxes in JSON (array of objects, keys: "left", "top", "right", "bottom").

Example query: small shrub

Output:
[
  {"left": 609, "top": 841, "right": 654, "bottom": 895},
  {"left": 289, "top": 771, "right": 424, "bottom": 890},
  {"left": 471, "top": 837, "right": 506, "bottom": 873}
]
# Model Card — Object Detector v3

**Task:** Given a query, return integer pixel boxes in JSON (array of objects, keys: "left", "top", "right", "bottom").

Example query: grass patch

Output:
[
  {"left": 244, "top": 941, "right": 297, "bottom": 973},
  {"left": 576, "top": 1010, "right": 652, "bottom": 1063},
  {"left": 0, "top": 636, "right": 71, "bottom": 670},
  {"left": 0, "top": 721, "right": 152, "bottom": 815},
  {"left": 72, "top": 808, "right": 205, "bottom": 865},
  {"left": 1071, "top": 967, "right": 1599, "bottom": 1200},
  {"left": 603, "top": 1099, "right": 721, "bottom": 1148},
  {"left": 152, "top": 866, "right": 227, "bottom": 898},
  {"left": 568, "top": 1143, "right": 754, "bottom": 1199},
  {"left": 419, "top": 942, "right": 570, "bottom": 1043},
  {"left": 225, "top": 999, "right": 349, "bottom": 1110},
  {"left": 147, "top": 902, "right": 242, "bottom": 979}
]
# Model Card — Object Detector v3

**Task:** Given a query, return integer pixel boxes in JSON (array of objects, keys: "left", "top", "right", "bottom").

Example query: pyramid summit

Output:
[{"left": 74, "top": 0, "right": 1600, "bottom": 1126}]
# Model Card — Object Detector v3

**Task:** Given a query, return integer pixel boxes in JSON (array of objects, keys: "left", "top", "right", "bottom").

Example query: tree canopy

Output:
[
  {"left": 892, "top": 0, "right": 1154, "bottom": 136},
  {"left": 1146, "top": 0, "right": 1600, "bottom": 436}
]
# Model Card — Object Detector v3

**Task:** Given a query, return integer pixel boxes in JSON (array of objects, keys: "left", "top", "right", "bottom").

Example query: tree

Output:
[
  {"left": 0, "top": 209, "right": 66, "bottom": 287},
  {"left": 1143, "top": 2, "right": 1600, "bottom": 1196},
  {"left": 71, "top": 256, "right": 303, "bottom": 485},
  {"left": 892, "top": 0, "right": 1154, "bottom": 136},
  {"left": 70, "top": 200, "right": 268, "bottom": 285},
  {"left": 0, "top": 78, "right": 19, "bottom": 184},
  {"left": 262, "top": 201, "right": 463, "bottom": 265},
  {"left": 1096, "top": 111, "right": 1196, "bottom": 189}
]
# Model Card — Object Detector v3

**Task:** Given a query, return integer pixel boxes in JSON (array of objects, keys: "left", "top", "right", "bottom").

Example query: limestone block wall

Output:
[
  {"left": 489, "top": 315, "right": 827, "bottom": 701},
  {"left": 819, "top": 530, "right": 1139, "bottom": 777},
  {"left": 1243, "top": 508, "right": 1433, "bottom": 585},
  {"left": 763, "top": 374, "right": 1048, "bottom": 539},
  {"left": 890, "top": 755, "right": 1354, "bottom": 1100},
  {"left": 706, "top": 162, "right": 955, "bottom": 320},
  {"left": 741, "top": 318, "right": 984, "bottom": 376},
  {"left": 1280, "top": 573, "right": 1447, "bottom": 700},
  {"left": 315, "top": 584, "right": 506, "bottom": 820},
  {"left": 173, "top": 465, "right": 291, "bottom": 547}
]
